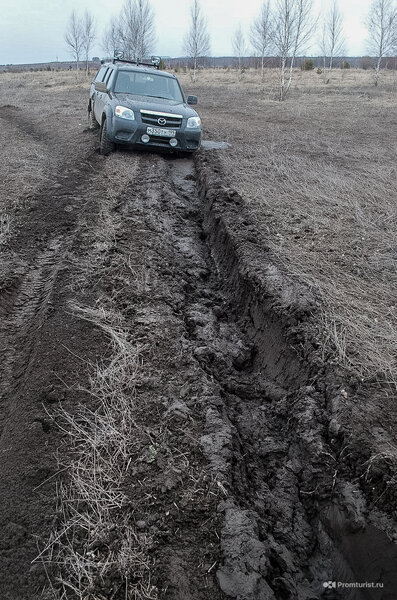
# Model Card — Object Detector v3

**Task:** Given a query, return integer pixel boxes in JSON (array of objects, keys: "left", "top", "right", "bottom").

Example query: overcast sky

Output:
[{"left": 0, "top": 0, "right": 372, "bottom": 65}]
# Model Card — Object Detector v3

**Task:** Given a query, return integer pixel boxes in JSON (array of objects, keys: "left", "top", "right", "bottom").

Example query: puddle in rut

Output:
[
  {"left": 320, "top": 504, "right": 397, "bottom": 599},
  {"left": 201, "top": 140, "right": 230, "bottom": 150}
]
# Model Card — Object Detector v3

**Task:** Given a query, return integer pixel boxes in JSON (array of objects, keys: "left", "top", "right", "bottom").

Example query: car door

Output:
[{"left": 93, "top": 67, "right": 110, "bottom": 122}]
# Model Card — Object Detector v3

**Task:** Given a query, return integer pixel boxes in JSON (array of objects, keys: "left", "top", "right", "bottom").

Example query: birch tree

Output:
[
  {"left": 82, "top": 11, "right": 96, "bottom": 76},
  {"left": 65, "top": 11, "right": 84, "bottom": 72},
  {"left": 119, "top": 0, "right": 138, "bottom": 60},
  {"left": 319, "top": 0, "right": 344, "bottom": 79},
  {"left": 366, "top": 0, "right": 397, "bottom": 86},
  {"left": 103, "top": 17, "right": 121, "bottom": 59},
  {"left": 184, "top": 0, "right": 211, "bottom": 81},
  {"left": 272, "top": 0, "right": 315, "bottom": 100},
  {"left": 119, "top": 0, "right": 155, "bottom": 61},
  {"left": 136, "top": 0, "right": 156, "bottom": 60},
  {"left": 232, "top": 25, "right": 247, "bottom": 74},
  {"left": 250, "top": 1, "right": 272, "bottom": 80}
]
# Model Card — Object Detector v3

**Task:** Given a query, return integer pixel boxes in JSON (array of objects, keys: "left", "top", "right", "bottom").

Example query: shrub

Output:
[
  {"left": 301, "top": 59, "right": 314, "bottom": 71},
  {"left": 360, "top": 56, "right": 373, "bottom": 70}
]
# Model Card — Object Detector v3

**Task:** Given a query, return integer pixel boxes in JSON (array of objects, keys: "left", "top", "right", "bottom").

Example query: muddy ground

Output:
[{"left": 0, "top": 72, "right": 396, "bottom": 600}]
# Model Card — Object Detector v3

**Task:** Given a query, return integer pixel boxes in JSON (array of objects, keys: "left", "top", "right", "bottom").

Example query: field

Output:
[{"left": 0, "top": 68, "right": 397, "bottom": 600}]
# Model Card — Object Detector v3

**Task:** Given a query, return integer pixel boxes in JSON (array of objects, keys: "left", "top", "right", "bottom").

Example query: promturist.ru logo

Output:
[{"left": 323, "top": 581, "right": 337, "bottom": 589}]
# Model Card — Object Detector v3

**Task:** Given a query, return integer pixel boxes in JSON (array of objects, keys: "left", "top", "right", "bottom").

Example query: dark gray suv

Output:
[{"left": 88, "top": 58, "right": 202, "bottom": 155}]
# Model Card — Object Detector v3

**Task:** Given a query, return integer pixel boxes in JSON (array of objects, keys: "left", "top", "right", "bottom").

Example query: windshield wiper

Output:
[{"left": 145, "top": 95, "right": 172, "bottom": 100}]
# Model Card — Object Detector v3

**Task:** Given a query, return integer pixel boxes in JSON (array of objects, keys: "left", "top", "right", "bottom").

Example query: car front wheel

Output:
[{"left": 99, "top": 119, "right": 115, "bottom": 156}]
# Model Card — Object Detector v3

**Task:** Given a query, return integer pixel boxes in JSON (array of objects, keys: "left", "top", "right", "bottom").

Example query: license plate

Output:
[{"left": 147, "top": 126, "right": 176, "bottom": 137}]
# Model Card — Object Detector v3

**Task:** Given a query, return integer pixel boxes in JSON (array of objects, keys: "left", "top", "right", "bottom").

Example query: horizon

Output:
[{"left": 0, "top": 53, "right": 389, "bottom": 69}]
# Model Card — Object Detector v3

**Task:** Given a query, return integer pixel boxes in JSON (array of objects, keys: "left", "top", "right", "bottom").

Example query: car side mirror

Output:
[
  {"left": 187, "top": 95, "right": 198, "bottom": 105},
  {"left": 95, "top": 81, "right": 108, "bottom": 93}
]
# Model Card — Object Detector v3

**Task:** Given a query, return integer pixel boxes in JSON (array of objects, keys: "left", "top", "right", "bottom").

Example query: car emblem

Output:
[{"left": 158, "top": 117, "right": 167, "bottom": 125}]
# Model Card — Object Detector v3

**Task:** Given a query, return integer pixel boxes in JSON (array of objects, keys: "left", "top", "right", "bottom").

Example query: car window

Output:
[
  {"left": 104, "top": 68, "right": 113, "bottom": 85},
  {"left": 106, "top": 69, "right": 116, "bottom": 88},
  {"left": 101, "top": 67, "right": 110, "bottom": 82},
  {"left": 94, "top": 66, "right": 107, "bottom": 82},
  {"left": 114, "top": 71, "right": 184, "bottom": 102}
]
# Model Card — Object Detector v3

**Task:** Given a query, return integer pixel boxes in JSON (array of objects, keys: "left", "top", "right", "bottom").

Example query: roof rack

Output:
[{"left": 112, "top": 52, "right": 161, "bottom": 69}]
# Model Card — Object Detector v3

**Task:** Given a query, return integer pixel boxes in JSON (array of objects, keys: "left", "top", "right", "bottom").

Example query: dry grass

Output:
[
  {"left": 0, "top": 70, "right": 92, "bottom": 232},
  {"left": 0, "top": 118, "right": 52, "bottom": 213},
  {"left": 0, "top": 69, "right": 91, "bottom": 93},
  {"left": 37, "top": 304, "right": 158, "bottom": 600},
  {"left": 190, "top": 67, "right": 397, "bottom": 383}
]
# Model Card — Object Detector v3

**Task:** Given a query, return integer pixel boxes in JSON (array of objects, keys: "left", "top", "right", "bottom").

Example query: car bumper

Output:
[{"left": 111, "top": 120, "right": 201, "bottom": 152}]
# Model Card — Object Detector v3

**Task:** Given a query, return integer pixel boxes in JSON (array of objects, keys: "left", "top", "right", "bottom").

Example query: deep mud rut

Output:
[{"left": 1, "top": 107, "right": 397, "bottom": 600}]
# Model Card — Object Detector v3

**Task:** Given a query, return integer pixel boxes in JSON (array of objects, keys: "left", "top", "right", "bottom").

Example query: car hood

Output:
[{"left": 113, "top": 93, "right": 198, "bottom": 118}]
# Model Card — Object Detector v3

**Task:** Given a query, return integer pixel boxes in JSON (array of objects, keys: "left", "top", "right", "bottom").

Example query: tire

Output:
[
  {"left": 99, "top": 119, "right": 115, "bottom": 156},
  {"left": 88, "top": 108, "right": 99, "bottom": 130}
]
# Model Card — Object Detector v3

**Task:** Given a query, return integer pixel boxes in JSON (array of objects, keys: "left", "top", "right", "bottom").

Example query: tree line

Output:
[{"left": 65, "top": 0, "right": 397, "bottom": 98}]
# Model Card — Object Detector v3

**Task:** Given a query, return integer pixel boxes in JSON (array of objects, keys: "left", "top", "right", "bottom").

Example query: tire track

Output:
[
  {"left": 0, "top": 237, "right": 68, "bottom": 428},
  {"left": 0, "top": 104, "right": 68, "bottom": 146},
  {"left": 113, "top": 152, "right": 397, "bottom": 599},
  {"left": 0, "top": 108, "right": 108, "bottom": 598},
  {"left": 99, "top": 154, "right": 333, "bottom": 598},
  {"left": 193, "top": 152, "right": 397, "bottom": 599}
]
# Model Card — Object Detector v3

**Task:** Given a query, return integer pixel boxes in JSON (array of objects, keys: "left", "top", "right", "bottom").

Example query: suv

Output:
[{"left": 88, "top": 57, "right": 202, "bottom": 155}]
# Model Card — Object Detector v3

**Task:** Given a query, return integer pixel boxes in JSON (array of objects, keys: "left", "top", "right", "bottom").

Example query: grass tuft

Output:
[{"left": 37, "top": 304, "right": 157, "bottom": 600}]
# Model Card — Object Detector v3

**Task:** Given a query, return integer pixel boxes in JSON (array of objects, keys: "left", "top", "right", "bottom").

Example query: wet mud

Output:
[
  {"left": 194, "top": 151, "right": 397, "bottom": 600},
  {"left": 0, "top": 105, "right": 396, "bottom": 599}
]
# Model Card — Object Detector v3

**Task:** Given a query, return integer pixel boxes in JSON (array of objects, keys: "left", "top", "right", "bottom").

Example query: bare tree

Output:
[
  {"left": 250, "top": 1, "right": 273, "bottom": 80},
  {"left": 319, "top": 0, "right": 345, "bottom": 79},
  {"left": 232, "top": 25, "right": 247, "bottom": 74},
  {"left": 366, "top": 0, "right": 397, "bottom": 86},
  {"left": 65, "top": 10, "right": 84, "bottom": 72},
  {"left": 119, "top": 0, "right": 155, "bottom": 61},
  {"left": 119, "top": 0, "right": 138, "bottom": 60},
  {"left": 272, "top": 0, "right": 315, "bottom": 100},
  {"left": 82, "top": 11, "right": 96, "bottom": 77},
  {"left": 103, "top": 17, "right": 122, "bottom": 59},
  {"left": 184, "top": 0, "right": 211, "bottom": 81},
  {"left": 136, "top": 0, "right": 156, "bottom": 60}
]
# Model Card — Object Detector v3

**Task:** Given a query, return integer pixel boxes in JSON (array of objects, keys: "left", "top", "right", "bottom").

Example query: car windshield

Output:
[{"left": 114, "top": 71, "right": 184, "bottom": 102}]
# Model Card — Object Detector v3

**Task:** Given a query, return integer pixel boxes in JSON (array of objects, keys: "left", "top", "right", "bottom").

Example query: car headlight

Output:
[
  {"left": 115, "top": 106, "right": 135, "bottom": 120},
  {"left": 186, "top": 116, "right": 201, "bottom": 128}
]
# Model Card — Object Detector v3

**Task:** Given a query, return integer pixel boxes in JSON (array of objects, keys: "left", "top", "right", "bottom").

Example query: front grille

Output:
[{"left": 140, "top": 111, "right": 182, "bottom": 129}]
